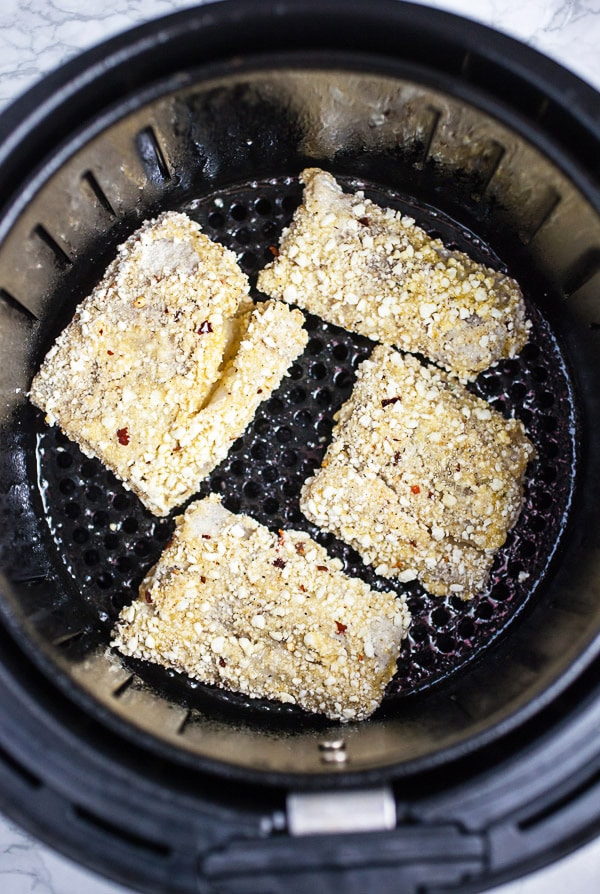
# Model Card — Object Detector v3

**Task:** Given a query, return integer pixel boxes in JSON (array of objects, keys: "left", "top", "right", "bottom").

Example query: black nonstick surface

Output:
[{"left": 33, "top": 173, "right": 577, "bottom": 721}]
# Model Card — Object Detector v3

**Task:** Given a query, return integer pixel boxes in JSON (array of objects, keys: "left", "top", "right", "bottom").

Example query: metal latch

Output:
[{"left": 287, "top": 786, "right": 397, "bottom": 836}]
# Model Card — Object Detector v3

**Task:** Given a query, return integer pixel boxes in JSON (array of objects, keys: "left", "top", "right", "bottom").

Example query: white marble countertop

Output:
[{"left": 1, "top": 0, "right": 600, "bottom": 891}]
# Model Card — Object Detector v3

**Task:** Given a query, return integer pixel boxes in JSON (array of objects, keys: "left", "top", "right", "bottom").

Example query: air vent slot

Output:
[
  {"left": 136, "top": 126, "right": 172, "bottom": 183},
  {"left": 31, "top": 224, "right": 72, "bottom": 269},
  {"left": 80, "top": 169, "right": 116, "bottom": 217},
  {"left": 0, "top": 287, "right": 38, "bottom": 321}
]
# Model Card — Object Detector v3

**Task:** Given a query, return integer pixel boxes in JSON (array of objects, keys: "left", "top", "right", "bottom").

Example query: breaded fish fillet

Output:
[
  {"left": 301, "top": 346, "right": 535, "bottom": 598},
  {"left": 30, "top": 212, "right": 307, "bottom": 515},
  {"left": 258, "top": 168, "right": 530, "bottom": 381},
  {"left": 112, "top": 495, "right": 411, "bottom": 721}
]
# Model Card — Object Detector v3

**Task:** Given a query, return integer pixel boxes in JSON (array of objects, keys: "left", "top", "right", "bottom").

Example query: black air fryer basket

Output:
[{"left": 1, "top": 2, "right": 600, "bottom": 892}]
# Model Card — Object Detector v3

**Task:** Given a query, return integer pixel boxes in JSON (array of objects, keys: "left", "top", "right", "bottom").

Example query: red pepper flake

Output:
[
  {"left": 144, "top": 590, "right": 153, "bottom": 604},
  {"left": 393, "top": 451, "right": 401, "bottom": 465},
  {"left": 455, "top": 463, "right": 461, "bottom": 471},
  {"left": 197, "top": 320, "right": 213, "bottom": 334},
  {"left": 269, "top": 245, "right": 279, "bottom": 257},
  {"left": 219, "top": 657, "right": 227, "bottom": 667},
  {"left": 411, "top": 484, "right": 421, "bottom": 494},
  {"left": 99, "top": 328, "right": 103, "bottom": 335},
  {"left": 295, "top": 542, "right": 305, "bottom": 555},
  {"left": 172, "top": 445, "right": 182, "bottom": 453},
  {"left": 358, "top": 216, "right": 370, "bottom": 227},
  {"left": 272, "top": 557, "right": 286, "bottom": 569},
  {"left": 409, "top": 539, "right": 417, "bottom": 548},
  {"left": 428, "top": 491, "right": 435, "bottom": 499},
  {"left": 257, "top": 388, "right": 263, "bottom": 394},
  {"left": 317, "top": 565, "right": 328, "bottom": 572},
  {"left": 117, "top": 427, "right": 130, "bottom": 445},
  {"left": 107, "top": 350, "right": 114, "bottom": 356},
  {"left": 200, "top": 575, "right": 206, "bottom": 584},
  {"left": 299, "top": 584, "right": 307, "bottom": 592},
  {"left": 357, "top": 653, "right": 364, "bottom": 661},
  {"left": 335, "top": 620, "right": 347, "bottom": 635},
  {"left": 381, "top": 396, "right": 401, "bottom": 408},
  {"left": 201, "top": 534, "right": 211, "bottom": 540}
]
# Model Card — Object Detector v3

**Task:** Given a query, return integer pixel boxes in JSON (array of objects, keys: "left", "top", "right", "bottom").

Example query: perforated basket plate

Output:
[{"left": 30, "top": 174, "right": 577, "bottom": 722}]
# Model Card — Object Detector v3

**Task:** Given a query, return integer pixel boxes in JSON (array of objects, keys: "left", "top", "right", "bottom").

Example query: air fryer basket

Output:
[{"left": 1, "top": 1, "right": 600, "bottom": 892}]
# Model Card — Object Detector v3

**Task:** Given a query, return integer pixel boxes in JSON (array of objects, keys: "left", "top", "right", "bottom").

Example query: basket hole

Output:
[
  {"left": 262, "top": 221, "right": 278, "bottom": 238},
  {"left": 251, "top": 442, "right": 267, "bottom": 460},
  {"left": 210, "top": 477, "right": 225, "bottom": 494},
  {"left": 134, "top": 540, "right": 152, "bottom": 557},
  {"left": 476, "top": 600, "right": 493, "bottom": 620},
  {"left": 289, "top": 386, "right": 306, "bottom": 404},
  {"left": 56, "top": 451, "right": 73, "bottom": 469},
  {"left": 73, "top": 528, "right": 89, "bottom": 544},
  {"left": 289, "top": 363, "right": 303, "bottom": 380},
  {"left": 104, "top": 533, "right": 120, "bottom": 550},
  {"left": 263, "top": 497, "right": 279, "bottom": 515},
  {"left": 153, "top": 522, "right": 172, "bottom": 542},
  {"left": 492, "top": 582, "right": 510, "bottom": 601},
  {"left": 64, "top": 502, "right": 81, "bottom": 519},
  {"left": 244, "top": 481, "right": 262, "bottom": 498},
  {"left": 294, "top": 410, "right": 312, "bottom": 428},
  {"left": 334, "top": 370, "right": 354, "bottom": 389},
  {"left": 332, "top": 343, "right": 349, "bottom": 361},
  {"left": 208, "top": 211, "right": 225, "bottom": 229},
  {"left": 268, "top": 397, "right": 284, "bottom": 414},
  {"left": 230, "top": 203, "right": 247, "bottom": 221},
  {"left": 457, "top": 618, "right": 475, "bottom": 639},
  {"left": 431, "top": 606, "right": 450, "bottom": 627},
  {"left": 538, "top": 390, "right": 555, "bottom": 409},
  {"left": 310, "top": 362, "right": 328, "bottom": 380},
  {"left": 235, "top": 227, "right": 251, "bottom": 245},
  {"left": 86, "top": 485, "right": 102, "bottom": 502},
  {"left": 255, "top": 197, "right": 272, "bottom": 216},
  {"left": 81, "top": 461, "right": 98, "bottom": 479},
  {"left": 97, "top": 572, "right": 113, "bottom": 590},
  {"left": 308, "top": 338, "right": 323, "bottom": 355},
  {"left": 239, "top": 251, "right": 257, "bottom": 271},
  {"left": 410, "top": 624, "right": 429, "bottom": 643},
  {"left": 254, "top": 418, "right": 270, "bottom": 435},
  {"left": 314, "top": 387, "right": 330, "bottom": 407},
  {"left": 229, "top": 459, "right": 245, "bottom": 477},
  {"left": 521, "top": 343, "right": 540, "bottom": 361},
  {"left": 529, "top": 515, "right": 546, "bottom": 532},
  {"left": 122, "top": 517, "right": 138, "bottom": 534},
  {"left": 83, "top": 549, "right": 100, "bottom": 566},
  {"left": 112, "top": 493, "right": 130, "bottom": 511},
  {"left": 281, "top": 449, "right": 298, "bottom": 468},
  {"left": 437, "top": 634, "right": 456, "bottom": 654},
  {"left": 59, "top": 478, "right": 75, "bottom": 496},
  {"left": 276, "top": 427, "right": 293, "bottom": 444},
  {"left": 117, "top": 556, "right": 134, "bottom": 574},
  {"left": 92, "top": 510, "right": 109, "bottom": 529},
  {"left": 519, "top": 539, "right": 536, "bottom": 558}
]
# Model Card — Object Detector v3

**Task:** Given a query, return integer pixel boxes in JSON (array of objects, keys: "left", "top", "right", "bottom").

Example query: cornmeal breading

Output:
[
  {"left": 30, "top": 212, "right": 307, "bottom": 516},
  {"left": 112, "top": 495, "right": 411, "bottom": 721},
  {"left": 301, "top": 346, "right": 535, "bottom": 599},
  {"left": 257, "top": 168, "right": 530, "bottom": 381}
]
